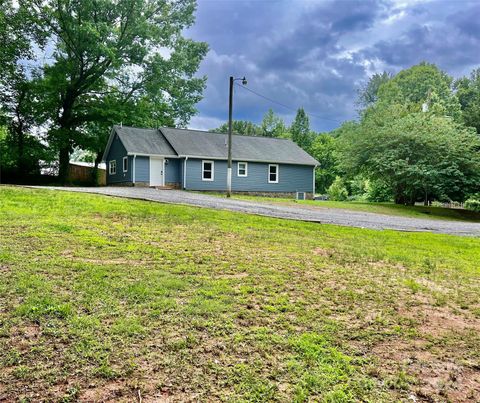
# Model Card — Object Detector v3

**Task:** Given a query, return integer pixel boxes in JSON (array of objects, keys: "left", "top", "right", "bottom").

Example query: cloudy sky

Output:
[{"left": 185, "top": 0, "right": 480, "bottom": 132}]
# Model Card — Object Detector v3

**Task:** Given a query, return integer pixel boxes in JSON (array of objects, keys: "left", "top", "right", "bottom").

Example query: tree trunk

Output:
[
  {"left": 58, "top": 146, "right": 70, "bottom": 183},
  {"left": 92, "top": 151, "right": 103, "bottom": 186}
]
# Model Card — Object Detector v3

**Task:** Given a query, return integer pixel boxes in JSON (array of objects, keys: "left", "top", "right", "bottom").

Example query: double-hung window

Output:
[
  {"left": 123, "top": 156, "right": 128, "bottom": 172},
  {"left": 202, "top": 160, "right": 214, "bottom": 181},
  {"left": 109, "top": 160, "right": 116, "bottom": 175},
  {"left": 268, "top": 164, "right": 279, "bottom": 183},
  {"left": 237, "top": 162, "right": 248, "bottom": 177}
]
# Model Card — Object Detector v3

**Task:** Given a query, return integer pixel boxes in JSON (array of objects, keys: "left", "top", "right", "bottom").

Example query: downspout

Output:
[
  {"left": 312, "top": 165, "right": 316, "bottom": 198},
  {"left": 133, "top": 154, "right": 136, "bottom": 186},
  {"left": 183, "top": 157, "right": 188, "bottom": 189}
]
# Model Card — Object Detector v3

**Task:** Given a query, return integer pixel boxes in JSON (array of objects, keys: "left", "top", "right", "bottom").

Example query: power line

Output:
[{"left": 234, "top": 83, "right": 341, "bottom": 123}]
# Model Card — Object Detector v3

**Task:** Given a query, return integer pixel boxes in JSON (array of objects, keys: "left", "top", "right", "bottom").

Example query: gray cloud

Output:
[{"left": 187, "top": 0, "right": 480, "bottom": 132}]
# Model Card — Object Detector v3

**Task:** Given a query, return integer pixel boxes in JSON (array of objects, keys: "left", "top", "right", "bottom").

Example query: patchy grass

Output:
[
  {"left": 0, "top": 186, "right": 479, "bottom": 401},
  {"left": 203, "top": 192, "right": 480, "bottom": 222}
]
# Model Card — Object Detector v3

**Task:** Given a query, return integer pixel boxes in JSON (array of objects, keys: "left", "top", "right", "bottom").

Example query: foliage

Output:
[
  {"left": 0, "top": 0, "right": 208, "bottom": 181},
  {"left": 465, "top": 197, "right": 480, "bottom": 212},
  {"left": 455, "top": 68, "right": 480, "bottom": 134},
  {"left": 211, "top": 120, "right": 262, "bottom": 136},
  {"left": 338, "top": 108, "right": 480, "bottom": 204},
  {"left": 260, "top": 109, "right": 287, "bottom": 138},
  {"left": 357, "top": 71, "right": 391, "bottom": 109},
  {"left": 290, "top": 108, "right": 313, "bottom": 151},
  {"left": 310, "top": 134, "right": 338, "bottom": 193},
  {"left": 365, "top": 180, "right": 393, "bottom": 202},
  {"left": 375, "top": 63, "right": 462, "bottom": 121},
  {"left": 327, "top": 176, "right": 348, "bottom": 201}
]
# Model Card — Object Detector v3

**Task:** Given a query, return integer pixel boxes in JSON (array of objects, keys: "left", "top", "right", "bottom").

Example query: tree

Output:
[
  {"left": 338, "top": 108, "right": 480, "bottom": 204},
  {"left": 0, "top": 1, "right": 49, "bottom": 179},
  {"left": 290, "top": 108, "right": 313, "bottom": 151},
  {"left": 455, "top": 68, "right": 480, "bottom": 134},
  {"left": 375, "top": 62, "right": 462, "bottom": 121},
  {"left": 357, "top": 71, "right": 391, "bottom": 109},
  {"left": 27, "top": 0, "right": 208, "bottom": 181},
  {"left": 211, "top": 120, "right": 261, "bottom": 136},
  {"left": 260, "top": 109, "right": 286, "bottom": 138},
  {"left": 309, "top": 134, "right": 337, "bottom": 193}
]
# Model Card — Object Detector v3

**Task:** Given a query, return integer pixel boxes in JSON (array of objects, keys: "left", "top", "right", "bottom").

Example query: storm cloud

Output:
[{"left": 186, "top": 0, "right": 480, "bottom": 132}]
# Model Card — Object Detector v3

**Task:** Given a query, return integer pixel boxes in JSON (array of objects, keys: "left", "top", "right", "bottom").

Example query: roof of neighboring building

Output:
[{"left": 103, "top": 125, "right": 319, "bottom": 166}]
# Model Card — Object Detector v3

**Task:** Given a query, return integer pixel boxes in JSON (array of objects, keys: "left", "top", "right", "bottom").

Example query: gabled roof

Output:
[{"left": 103, "top": 125, "right": 319, "bottom": 166}]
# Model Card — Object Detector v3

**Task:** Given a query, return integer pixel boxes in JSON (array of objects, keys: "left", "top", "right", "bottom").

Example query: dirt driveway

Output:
[{"left": 33, "top": 186, "right": 480, "bottom": 237}]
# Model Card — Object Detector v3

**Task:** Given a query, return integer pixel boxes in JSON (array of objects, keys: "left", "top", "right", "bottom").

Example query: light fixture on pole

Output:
[{"left": 227, "top": 76, "right": 247, "bottom": 198}]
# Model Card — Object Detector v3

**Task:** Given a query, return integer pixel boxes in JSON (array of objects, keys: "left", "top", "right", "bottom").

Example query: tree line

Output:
[{"left": 212, "top": 63, "right": 480, "bottom": 206}]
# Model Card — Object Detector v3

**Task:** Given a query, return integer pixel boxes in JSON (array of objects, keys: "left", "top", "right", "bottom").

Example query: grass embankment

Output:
[
  {"left": 207, "top": 193, "right": 480, "bottom": 222},
  {"left": 0, "top": 186, "right": 479, "bottom": 401}
]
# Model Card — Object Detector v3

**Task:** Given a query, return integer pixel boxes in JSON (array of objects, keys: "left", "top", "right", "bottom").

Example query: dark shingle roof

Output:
[
  {"left": 106, "top": 125, "right": 319, "bottom": 166},
  {"left": 114, "top": 126, "right": 177, "bottom": 156},
  {"left": 160, "top": 127, "right": 319, "bottom": 166}
]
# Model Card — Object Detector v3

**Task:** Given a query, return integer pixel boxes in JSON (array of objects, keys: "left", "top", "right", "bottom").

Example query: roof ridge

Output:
[{"left": 160, "top": 126, "right": 292, "bottom": 141}]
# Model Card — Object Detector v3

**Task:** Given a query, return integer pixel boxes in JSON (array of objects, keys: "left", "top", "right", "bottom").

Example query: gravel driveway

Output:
[{"left": 33, "top": 186, "right": 480, "bottom": 237}]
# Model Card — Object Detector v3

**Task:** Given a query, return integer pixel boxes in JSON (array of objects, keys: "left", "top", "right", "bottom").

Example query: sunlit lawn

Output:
[{"left": 0, "top": 186, "right": 479, "bottom": 401}]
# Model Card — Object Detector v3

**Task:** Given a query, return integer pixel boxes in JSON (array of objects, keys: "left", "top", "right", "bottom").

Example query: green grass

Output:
[
  {"left": 0, "top": 186, "right": 479, "bottom": 401},
  {"left": 202, "top": 192, "right": 480, "bottom": 222}
]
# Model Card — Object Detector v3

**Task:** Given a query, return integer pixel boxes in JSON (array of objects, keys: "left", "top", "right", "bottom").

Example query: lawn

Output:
[
  {"left": 203, "top": 193, "right": 480, "bottom": 223},
  {"left": 0, "top": 186, "right": 479, "bottom": 402}
]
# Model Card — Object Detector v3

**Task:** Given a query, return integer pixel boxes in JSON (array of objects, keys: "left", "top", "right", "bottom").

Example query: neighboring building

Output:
[{"left": 102, "top": 126, "right": 319, "bottom": 196}]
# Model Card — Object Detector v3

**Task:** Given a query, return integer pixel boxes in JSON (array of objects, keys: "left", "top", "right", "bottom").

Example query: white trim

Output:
[
  {"left": 109, "top": 160, "right": 116, "bottom": 175},
  {"left": 237, "top": 162, "right": 248, "bottom": 177},
  {"left": 133, "top": 155, "right": 136, "bottom": 184},
  {"left": 162, "top": 159, "right": 166, "bottom": 186},
  {"left": 312, "top": 166, "right": 316, "bottom": 195},
  {"left": 202, "top": 160, "right": 214, "bottom": 181},
  {"left": 183, "top": 157, "right": 188, "bottom": 189},
  {"left": 123, "top": 156, "right": 128, "bottom": 172},
  {"left": 127, "top": 152, "right": 179, "bottom": 158},
  {"left": 268, "top": 164, "right": 279, "bottom": 183}
]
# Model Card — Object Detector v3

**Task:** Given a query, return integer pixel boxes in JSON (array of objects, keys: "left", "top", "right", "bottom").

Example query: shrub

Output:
[
  {"left": 465, "top": 198, "right": 480, "bottom": 212},
  {"left": 327, "top": 177, "right": 348, "bottom": 201},
  {"left": 366, "top": 180, "right": 393, "bottom": 202}
]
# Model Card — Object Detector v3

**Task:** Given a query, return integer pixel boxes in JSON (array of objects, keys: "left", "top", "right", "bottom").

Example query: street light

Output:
[{"left": 227, "top": 76, "right": 247, "bottom": 197}]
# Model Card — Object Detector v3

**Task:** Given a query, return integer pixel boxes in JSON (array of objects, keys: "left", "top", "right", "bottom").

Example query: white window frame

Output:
[
  {"left": 123, "top": 156, "right": 128, "bottom": 172},
  {"left": 268, "top": 164, "right": 279, "bottom": 183},
  {"left": 109, "top": 160, "right": 116, "bottom": 175},
  {"left": 237, "top": 162, "right": 248, "bottom": 177},
  {"left": 202, "top": 160, "right": 214, "bottom": 181}
]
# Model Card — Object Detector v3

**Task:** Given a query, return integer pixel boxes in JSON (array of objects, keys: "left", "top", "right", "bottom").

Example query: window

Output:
[
  {"left": 268, "top": 164, "right": 279, "bottom": 183},
  {"left": 109, "top": 160, "right": 116, "bottom": 175},
  {"left": 237, "top": 162, "right": 248, "bottom": 177},
  {"left": 123, "top": 156, "right": 128, "bottom": 172},
  {"left": 202, "top": 160, "right": 214, "bottom": 181}
]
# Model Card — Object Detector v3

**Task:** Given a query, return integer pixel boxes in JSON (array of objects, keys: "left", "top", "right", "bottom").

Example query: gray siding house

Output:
[{"left": 102, "top": 126, "right": 319, "bottom": 196}]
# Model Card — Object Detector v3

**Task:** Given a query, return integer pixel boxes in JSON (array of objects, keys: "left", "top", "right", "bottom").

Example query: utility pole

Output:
[
  {"left": 227, "top": 76, "right": 247, "bottom": 198},
  {"left": 227, "top": 76, "right": 233, "bottom": 197}
]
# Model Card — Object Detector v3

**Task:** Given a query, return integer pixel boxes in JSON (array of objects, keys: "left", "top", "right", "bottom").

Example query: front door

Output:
[{"left": 150, "top": 157, "right": 164, "bottom": 186}]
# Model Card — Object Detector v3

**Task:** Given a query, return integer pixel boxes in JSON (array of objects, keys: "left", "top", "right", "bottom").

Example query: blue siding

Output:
[
  {"left": 166, "top": 158, "right": 181, "bottom": 185},
  {"left": 184, "top": 159, "right": 313, "bottom": 193},
  {"left": 135, "top": 156, "right": 150, "bottom": 183},
  {"left": 106, "top": 134, "right": 132, "bottom": 184}
]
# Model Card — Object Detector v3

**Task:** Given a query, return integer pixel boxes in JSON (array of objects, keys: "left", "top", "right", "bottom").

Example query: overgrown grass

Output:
[
  {"left": 202, "top": 192, "right": 480, "bottom": 222},
  {"left": 0, "top": 186, "right": 479, "bottom": 401}
]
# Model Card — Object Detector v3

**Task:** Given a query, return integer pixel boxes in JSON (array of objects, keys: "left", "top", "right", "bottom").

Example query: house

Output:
[{"left": 102, "top": 126, "right": 319, "bottom": 197}]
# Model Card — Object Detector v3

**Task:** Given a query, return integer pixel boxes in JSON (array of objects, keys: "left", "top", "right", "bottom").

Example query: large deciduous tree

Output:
[
  {"left": 338, "top": 108, "right": 480, "bottom": 204},
  {"left": 26, "top": 0, "right": 208, "bottom": 181}
]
